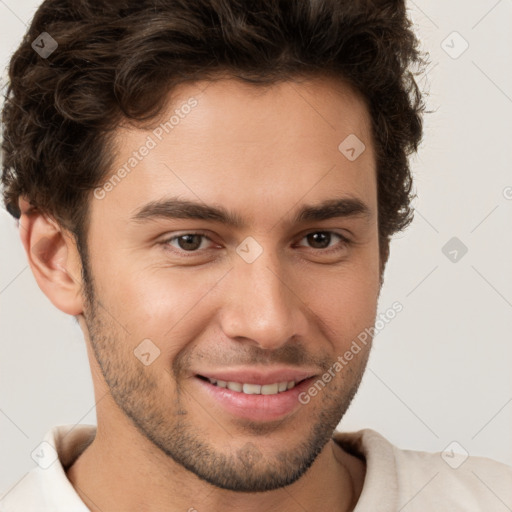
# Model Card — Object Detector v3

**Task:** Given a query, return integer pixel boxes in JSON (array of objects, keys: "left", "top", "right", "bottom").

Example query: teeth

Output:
[
  {"left": 261, "top": 383, "right": 278, "bottom": 395},
  {"left": 243, "top": 383, "right": 261, "bottom": 394},
  {"left": 206, "top": 378, "right": 297, "bottom": 395},
  {"left": 227, "top": 381, "right": 243, "bottom": 392}
]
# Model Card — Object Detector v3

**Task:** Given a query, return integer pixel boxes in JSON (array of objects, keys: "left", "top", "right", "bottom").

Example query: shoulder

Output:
[
  {"left": 1, "top": 469, "right": 48, "bottom": 512},
  {"left": 333, "top": 428, "right": 512, "bottom": 511},
  {"left": 395, "top": 441, "right": 512, "bottom": 509},
  {"left": 0, "top": 424, "right": 95, "bottom": 512},
  {"left": 394, "top": 440, "right": 512, "bottom": 504}
]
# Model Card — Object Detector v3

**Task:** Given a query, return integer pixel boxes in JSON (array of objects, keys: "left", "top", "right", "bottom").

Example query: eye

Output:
[
  {"left": 163, "top": 233, "right": 215, "bottom": 253},
  {"left": 296, "top": 231, "right": 350, "bottom": 253},
  {"left": 160, "top": 230, "right": 351, "bottom": 259}
]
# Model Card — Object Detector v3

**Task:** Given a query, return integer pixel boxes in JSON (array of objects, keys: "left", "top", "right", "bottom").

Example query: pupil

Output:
[
  {"left": 179, "top": 234, "right": 201, "bottom": 251},
  {"left": 308, "top": 232, "right": 330, "bottom": 249}
]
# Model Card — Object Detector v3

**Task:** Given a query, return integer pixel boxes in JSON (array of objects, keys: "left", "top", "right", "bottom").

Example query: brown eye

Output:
[
  {"left": 165, "top": 233, "right": 211, "bottom": 252},
  {"left": 306, "top": 232, "right": 332, "bottom": 249},
  {"left": 298, "top": 231, "right": 349, "bottom": 251},
  {"left": 176, "top": 234, "right": 203, "bottom": 251}
]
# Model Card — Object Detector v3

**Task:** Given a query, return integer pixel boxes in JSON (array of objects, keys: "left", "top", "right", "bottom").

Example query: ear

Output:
[{"left": 18, "top": 196, "right": 84, "bottom": 316}]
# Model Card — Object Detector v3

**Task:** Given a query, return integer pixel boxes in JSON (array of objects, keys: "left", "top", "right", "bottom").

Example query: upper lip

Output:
[{"left": 195, "top": 367, "right": 318, "bottom": 385}]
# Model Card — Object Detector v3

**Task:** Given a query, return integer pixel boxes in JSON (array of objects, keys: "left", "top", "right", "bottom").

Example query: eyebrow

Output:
[{"left": 130, "top": 196, "right": 372, "bottom": 228}]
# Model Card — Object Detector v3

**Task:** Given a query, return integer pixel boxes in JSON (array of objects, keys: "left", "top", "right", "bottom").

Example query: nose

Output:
[{"left": 219, "top": 247, "right": 309, "bottom": 350}]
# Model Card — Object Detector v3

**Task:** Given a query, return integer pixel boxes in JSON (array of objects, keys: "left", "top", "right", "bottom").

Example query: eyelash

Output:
[{"left": 161, "top": 231, "right": 351, "bottom": 257}]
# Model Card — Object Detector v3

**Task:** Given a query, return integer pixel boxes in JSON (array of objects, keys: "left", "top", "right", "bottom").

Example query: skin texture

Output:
[{"left": 19, "top": 76, "right": 385, "bottom": 512}]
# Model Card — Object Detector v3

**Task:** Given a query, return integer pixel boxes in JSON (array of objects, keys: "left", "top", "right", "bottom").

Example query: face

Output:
[{"left": 80, "top": 75, "right": 381, "bottom": 492}]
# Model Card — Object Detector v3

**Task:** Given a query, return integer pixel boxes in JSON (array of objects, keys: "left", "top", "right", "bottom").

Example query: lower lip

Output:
[{"left": 194, "top": 376, "right": 316, "bottom": 422}]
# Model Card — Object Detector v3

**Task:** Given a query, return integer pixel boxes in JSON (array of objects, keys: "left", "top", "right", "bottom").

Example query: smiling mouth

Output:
[{"left": 196, "top": 375, "right": 309, "bottom": 395}]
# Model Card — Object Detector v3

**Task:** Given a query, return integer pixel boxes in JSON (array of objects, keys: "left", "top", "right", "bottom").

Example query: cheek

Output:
[
  {"left": 298, "top": 258, "right": 380, "bottom": 339},
  {"left": 106, "top": 266, "right": 224, "bottom": 353},
  {"left": 129, "top": 263, "right": 227, "bottom": 312}
]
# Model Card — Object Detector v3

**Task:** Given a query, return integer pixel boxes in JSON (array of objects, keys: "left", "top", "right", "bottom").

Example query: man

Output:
[{"left": 1, "top": 0, "right": 511, "bottom": 510}]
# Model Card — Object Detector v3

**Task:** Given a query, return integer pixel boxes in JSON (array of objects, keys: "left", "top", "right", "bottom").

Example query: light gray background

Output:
[{"left": 1, "top": 0, "right": 511, "bottom": 494}]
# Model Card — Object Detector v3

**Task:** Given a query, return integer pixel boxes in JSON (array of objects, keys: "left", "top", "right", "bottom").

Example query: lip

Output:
[
  {"left": 193, "top": 372, "right": 318, "bottom": 422},
  {"left": 196, "top": 367, "right": 317, "bottom": 386}
]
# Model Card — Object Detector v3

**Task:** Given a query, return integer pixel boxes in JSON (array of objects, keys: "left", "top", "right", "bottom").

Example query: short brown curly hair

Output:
[{"left": 1, "top": 0, "right": 427, "bottom": 266}]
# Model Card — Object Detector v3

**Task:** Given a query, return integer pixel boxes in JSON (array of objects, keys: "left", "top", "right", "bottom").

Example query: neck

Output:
[{"left": 66, "top": 418, "right": 364, "bottom": 512}]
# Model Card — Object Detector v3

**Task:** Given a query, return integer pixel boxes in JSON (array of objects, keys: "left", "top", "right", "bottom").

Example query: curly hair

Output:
[{"left": 1, "top": 0, "right": 427, "bottom": 264}]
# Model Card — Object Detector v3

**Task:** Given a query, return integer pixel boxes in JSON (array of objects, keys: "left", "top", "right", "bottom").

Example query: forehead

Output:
[{"left": 91, "top": 75, "right": 376, "bottom": 230}]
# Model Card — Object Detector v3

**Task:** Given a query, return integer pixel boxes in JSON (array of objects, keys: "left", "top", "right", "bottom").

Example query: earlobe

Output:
[{"left": 18, "top": 196, "right": 84, "bottom": 316}]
